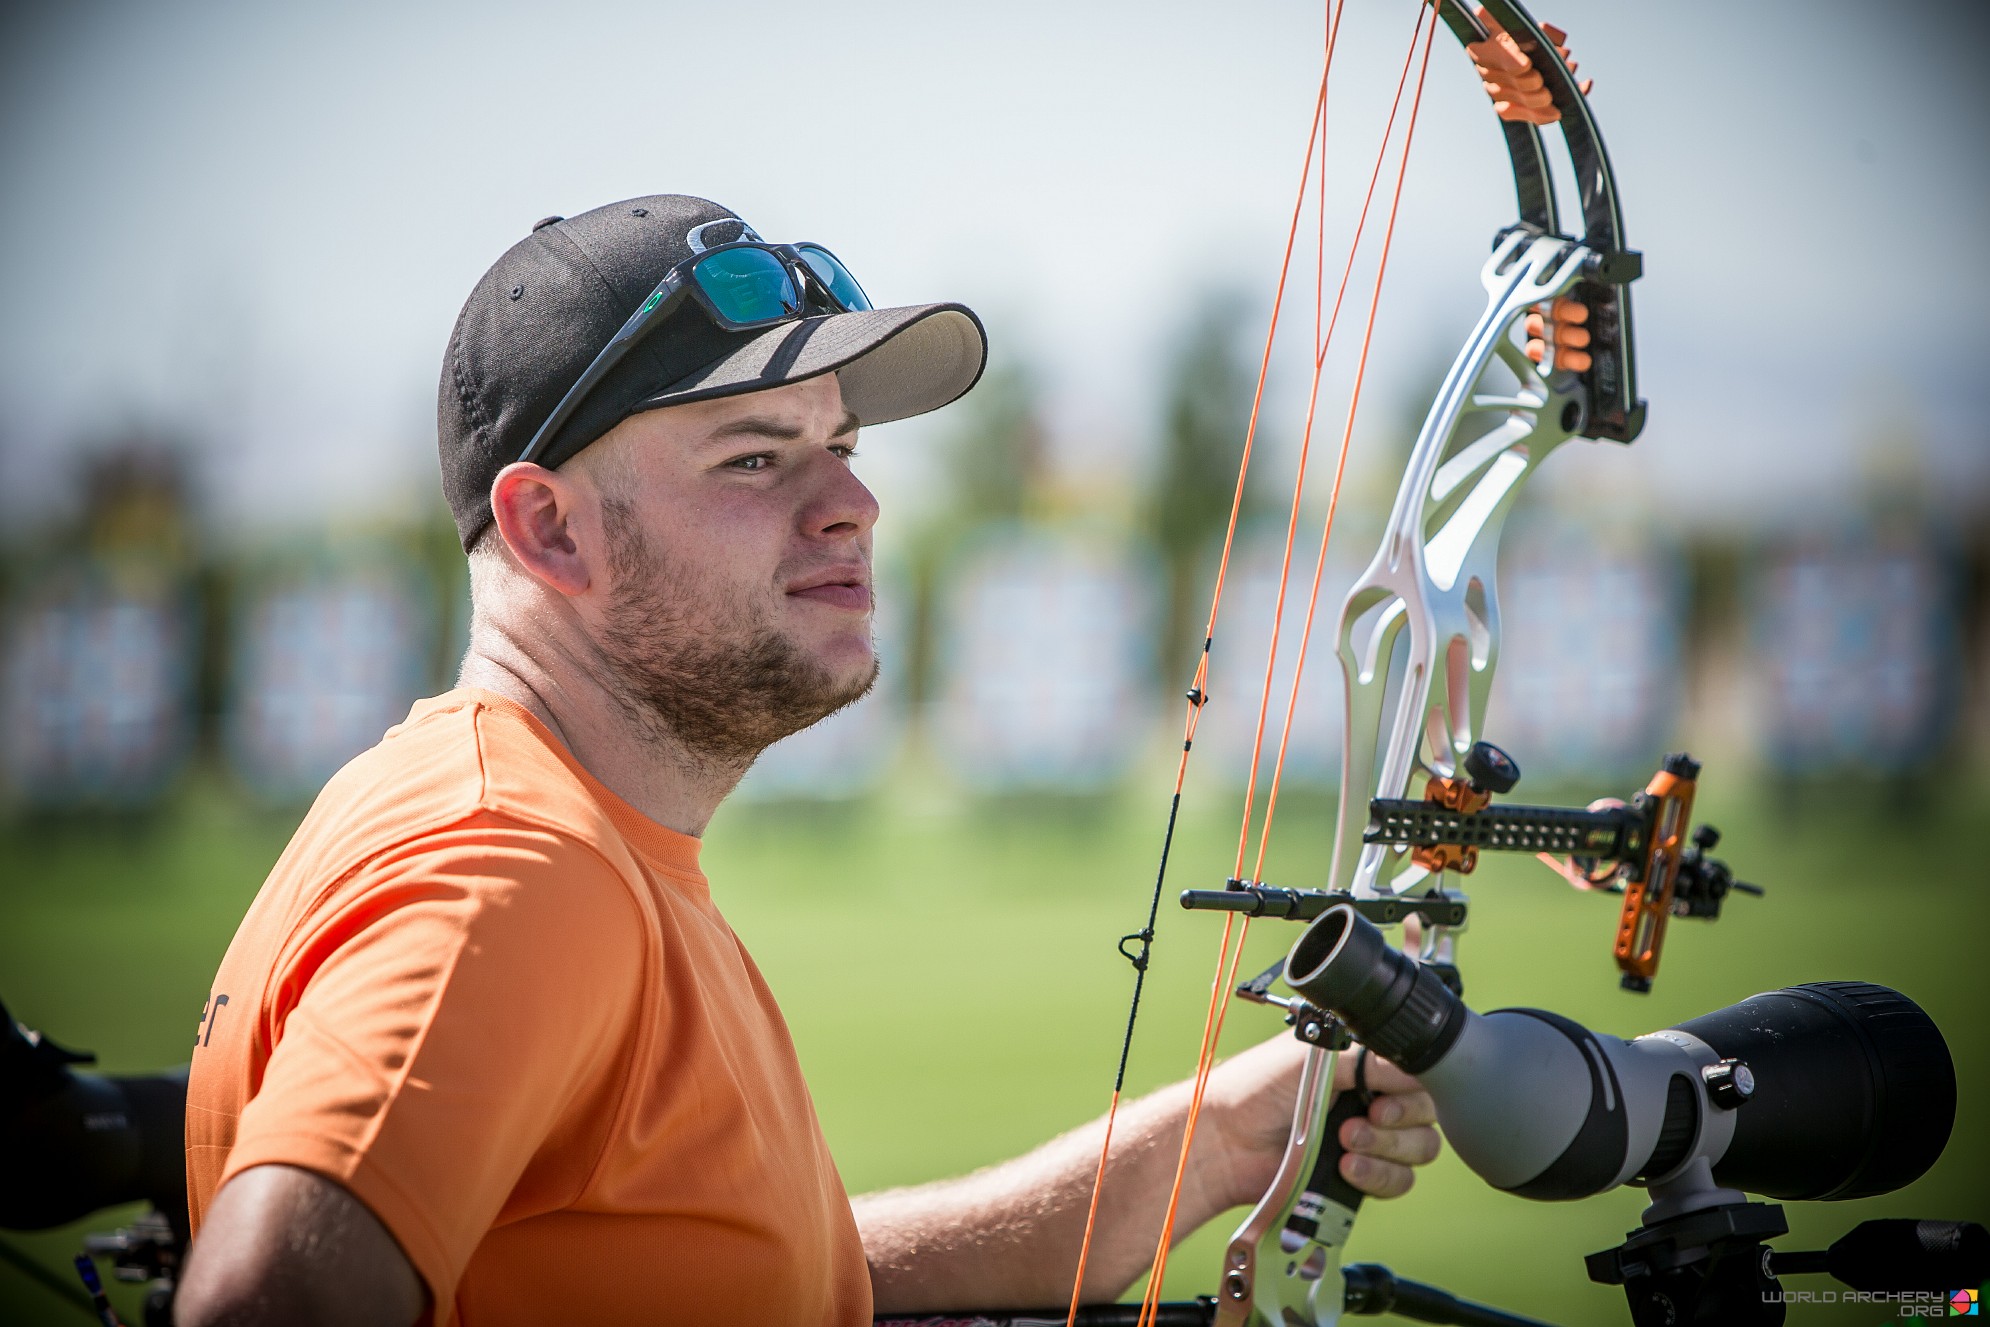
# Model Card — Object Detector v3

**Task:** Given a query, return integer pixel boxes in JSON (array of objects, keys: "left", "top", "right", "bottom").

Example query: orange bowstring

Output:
[
  {"left": 1062, "top": 27, "right": 1338, "bottom": 1326},
  {"left": 1249, "top": 0, "right": 1441, "bottom": 885},
  {"left": 1136, "top": 5, "right": 1441, "bottom": 1321}
]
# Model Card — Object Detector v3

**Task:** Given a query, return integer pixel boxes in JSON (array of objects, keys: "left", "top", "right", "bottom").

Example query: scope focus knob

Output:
[
  {"left": 1463, "top": 741, "right": 1520, "bottom": 795},
  {"left": 1703, "top": 1057, "right": 1756, "bottom": 1109}
]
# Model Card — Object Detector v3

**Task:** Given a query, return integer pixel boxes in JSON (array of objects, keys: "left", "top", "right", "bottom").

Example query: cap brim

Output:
[{"left": 628, "top": 303, "right": 987, "bottom": 426}]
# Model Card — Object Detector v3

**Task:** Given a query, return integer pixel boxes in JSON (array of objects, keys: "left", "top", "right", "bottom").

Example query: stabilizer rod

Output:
[{"left": 1344, "top": 1263, "right": 1562, "bottom": 1326}]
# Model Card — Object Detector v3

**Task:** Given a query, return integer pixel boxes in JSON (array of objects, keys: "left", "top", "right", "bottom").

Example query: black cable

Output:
[{"left": 1108, "top": 643, "right": 1214, "bottom": 1099}]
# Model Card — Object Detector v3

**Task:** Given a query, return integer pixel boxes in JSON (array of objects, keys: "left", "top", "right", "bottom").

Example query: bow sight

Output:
[
  {"left": 1185, "top": 741, "right": 1762, "bottom": 996},
  {"left": 1363, "top": 741, "right": 1761, "bottom": 992}
]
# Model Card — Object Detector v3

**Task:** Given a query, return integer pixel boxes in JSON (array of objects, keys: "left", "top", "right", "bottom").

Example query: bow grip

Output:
[{"left": 1282, "top": 1084, "right": 1375, "bottom": 1245}]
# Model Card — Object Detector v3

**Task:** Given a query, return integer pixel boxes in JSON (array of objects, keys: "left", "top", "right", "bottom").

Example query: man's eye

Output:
[
  {"left": 831, "top": 444, "right": 860, "bottom": 461},
  {"left": 728, "top": 454, "right": 772, "bottom": 472}
]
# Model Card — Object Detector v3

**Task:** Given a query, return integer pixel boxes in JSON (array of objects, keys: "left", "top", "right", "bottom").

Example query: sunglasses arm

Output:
[{"left": 513, "top": 275, "right": 692, "bottom": 466}]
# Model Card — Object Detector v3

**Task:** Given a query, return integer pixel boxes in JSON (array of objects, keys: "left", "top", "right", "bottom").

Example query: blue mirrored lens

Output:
[
  {"left": 798, "top": 245, "right": 872, "bottom": 311},
  {"left": 691, "top": 248, "right": 799, "bottom": 325}
]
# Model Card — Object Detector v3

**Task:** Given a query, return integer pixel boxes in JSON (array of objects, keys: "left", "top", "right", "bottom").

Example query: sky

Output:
[{"left": 1, "top": 0, "right": 1986, "bottom": 542}]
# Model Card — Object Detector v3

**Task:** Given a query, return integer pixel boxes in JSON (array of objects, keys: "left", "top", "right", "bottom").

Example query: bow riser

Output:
[
  {"left": 1211, "top": 1044, "right": 1343, "bottom": 1327},
  {"left": 1216, "top": 232, "right": 1593, "bottom": 1327},
  {"left": 1329, "top": 231, "right": 1593, "bottom": 911}
]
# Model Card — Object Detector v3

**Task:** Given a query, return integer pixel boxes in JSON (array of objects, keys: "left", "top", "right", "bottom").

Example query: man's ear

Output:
[{"left": 489, "top": 462, "right": 594, "bottom": 597}]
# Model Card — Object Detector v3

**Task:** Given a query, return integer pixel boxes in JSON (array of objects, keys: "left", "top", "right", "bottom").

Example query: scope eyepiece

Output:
[{"left": 1284, "top": 905, "right": 1467, "bottom": 1074}]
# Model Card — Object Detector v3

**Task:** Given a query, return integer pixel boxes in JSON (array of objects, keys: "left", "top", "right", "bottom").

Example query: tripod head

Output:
[{"left": 1587, "top": 1204, "right": 1989, "bottom": 1326}]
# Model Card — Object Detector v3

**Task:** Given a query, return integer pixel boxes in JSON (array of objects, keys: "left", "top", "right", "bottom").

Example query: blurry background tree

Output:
[
  {"left": 943, "top": 360, "right": 1049, "bottom": 528},
  {"left": 902, "top": 359, "right": 1050, "bottom": 710},
  {"left": 1144, "top": 291, "right": 1268, "bottom": 684}
]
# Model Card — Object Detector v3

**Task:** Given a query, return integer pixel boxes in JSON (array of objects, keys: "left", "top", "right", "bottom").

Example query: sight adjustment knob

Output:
[{"left": 1463, "top": 741, "right": 1520, "bottom": 796}]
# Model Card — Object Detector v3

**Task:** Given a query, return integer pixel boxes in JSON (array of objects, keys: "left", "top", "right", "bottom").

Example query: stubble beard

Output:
[{"left": 592, "top": 497, "right": 878, "bottom": 770}]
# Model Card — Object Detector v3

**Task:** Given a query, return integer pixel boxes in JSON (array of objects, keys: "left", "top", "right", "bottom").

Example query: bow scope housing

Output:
[{"left": 1283, "top": 906, "right": 1954, "bottom": 1205}]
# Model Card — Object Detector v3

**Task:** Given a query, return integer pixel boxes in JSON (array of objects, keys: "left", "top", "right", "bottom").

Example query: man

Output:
[{"left": 176, "top": 194, "right": 1440, "bottom": 1326}]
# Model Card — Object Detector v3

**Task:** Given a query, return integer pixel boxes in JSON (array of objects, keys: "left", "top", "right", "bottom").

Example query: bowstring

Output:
[
  {"left": 1249, "top": 0, "right": 1442, "bottom": 887},
  {"left": 1137, "top": 4, "right": 1441, "bottom": 1321},
  {"left": 1061, "top": 27, "right": 1339, "bottom": 1326}
]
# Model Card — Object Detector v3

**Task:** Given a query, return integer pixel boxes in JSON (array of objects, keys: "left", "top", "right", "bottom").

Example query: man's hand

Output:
[
  {"left": 176, "top": 1165, "right": 426, "bottom": 1327},
  {"left": 1200, "top": 1031, "right": 1441, "bottom": 1212},
  {"left": 860, "top": 1030, "right": 1443, "bottom": 1311}
]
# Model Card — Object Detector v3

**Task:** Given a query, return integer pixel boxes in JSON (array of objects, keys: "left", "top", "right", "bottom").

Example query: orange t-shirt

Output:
[{"left": 185, "top": 689, "right": 871, "bottom": 1326}]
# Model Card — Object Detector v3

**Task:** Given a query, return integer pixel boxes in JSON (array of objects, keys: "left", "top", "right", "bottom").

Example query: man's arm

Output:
[
  {"left": 176, "top": 1165, "right": 427, "bottom": 1327},
  {"left": 858, "top": 1034, "right": 1440, "bottom": 1311}
]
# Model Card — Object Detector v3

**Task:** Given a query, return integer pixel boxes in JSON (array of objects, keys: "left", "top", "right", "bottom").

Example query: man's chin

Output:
[
  {"left": 796, "top": 627, "right": 877, "bottom": 695},
  {"left": 818, "top": 650, "right": 881, "bottom": 716}
]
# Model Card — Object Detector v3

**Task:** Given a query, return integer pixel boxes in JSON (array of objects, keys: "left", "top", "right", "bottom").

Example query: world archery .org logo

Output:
[{"left": 1953, "top": 1287, "right": 1980, "bottom": 1315}]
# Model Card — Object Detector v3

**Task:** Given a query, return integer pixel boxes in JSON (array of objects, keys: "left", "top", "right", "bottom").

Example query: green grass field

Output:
[{"left": 2, "top": 762, "right": 1985, "bottom": 1325}]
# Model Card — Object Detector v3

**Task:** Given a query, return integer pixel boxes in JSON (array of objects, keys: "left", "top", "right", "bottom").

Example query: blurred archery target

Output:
[
  {"left": 1199, "top": 531, "right": 1361, "bottom": 790},
  {"left": 1487, "top": 521, "right": 1685, "bottom": 783},
  {"left": 225, "top": 561, "right": 435, "bottom": 802},
  {"left": 736, "top": 571, "right": 907, "bottom": 800},
  {"left": 0, "top": 575, "right": 196, "bottom": 808},
  {"left": 931, "top": 527, "right": 1156, "bottom": 793},
  {"left": 1747, "top": 528, "right": 1960, "bottom": 775}
]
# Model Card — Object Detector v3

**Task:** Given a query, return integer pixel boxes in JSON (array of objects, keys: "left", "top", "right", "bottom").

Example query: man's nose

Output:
[{"left": 803, "top": 454, "right": 879, "bottom": 540}]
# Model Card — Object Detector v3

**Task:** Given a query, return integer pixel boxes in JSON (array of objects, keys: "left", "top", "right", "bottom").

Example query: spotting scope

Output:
[{"left": 1282, "top": 905, "right": 1954, "bottom": 1205}]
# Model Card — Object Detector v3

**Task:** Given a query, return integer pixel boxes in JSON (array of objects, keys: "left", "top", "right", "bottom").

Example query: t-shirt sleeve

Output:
[{"left": 219, "top": 812, "right": 647, "bottom": 1317}]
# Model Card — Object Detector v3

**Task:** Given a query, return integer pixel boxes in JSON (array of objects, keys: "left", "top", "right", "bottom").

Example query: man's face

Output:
[{"left": 573, "top": 373, "right": 881, "bottom": 763}]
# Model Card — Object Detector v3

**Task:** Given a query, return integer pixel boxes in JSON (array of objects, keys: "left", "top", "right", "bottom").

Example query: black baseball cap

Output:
[{"left": 438, "top": 193, "right": 987, "bottom": 550}]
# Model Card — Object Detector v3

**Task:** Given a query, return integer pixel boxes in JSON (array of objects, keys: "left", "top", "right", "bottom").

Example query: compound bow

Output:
[
  {"left": 1175, "top": 3, "right": 1661, "bottom": 1320},
  {"left": 1104, "top": 3, "right": 1746, "bottom": 1324},
  {"left": 873, "top": 5, "right": 1757, "bottom": 1325}
]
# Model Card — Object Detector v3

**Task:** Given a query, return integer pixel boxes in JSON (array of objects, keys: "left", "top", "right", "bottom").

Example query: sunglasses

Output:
[{"left": 515, "top": 221, "right": 871, "bottom": 467}]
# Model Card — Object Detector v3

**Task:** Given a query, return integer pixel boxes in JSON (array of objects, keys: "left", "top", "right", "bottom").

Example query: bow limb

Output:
[{"left": 1467, "top": 0, "right": 1646, "bottom": 440}]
